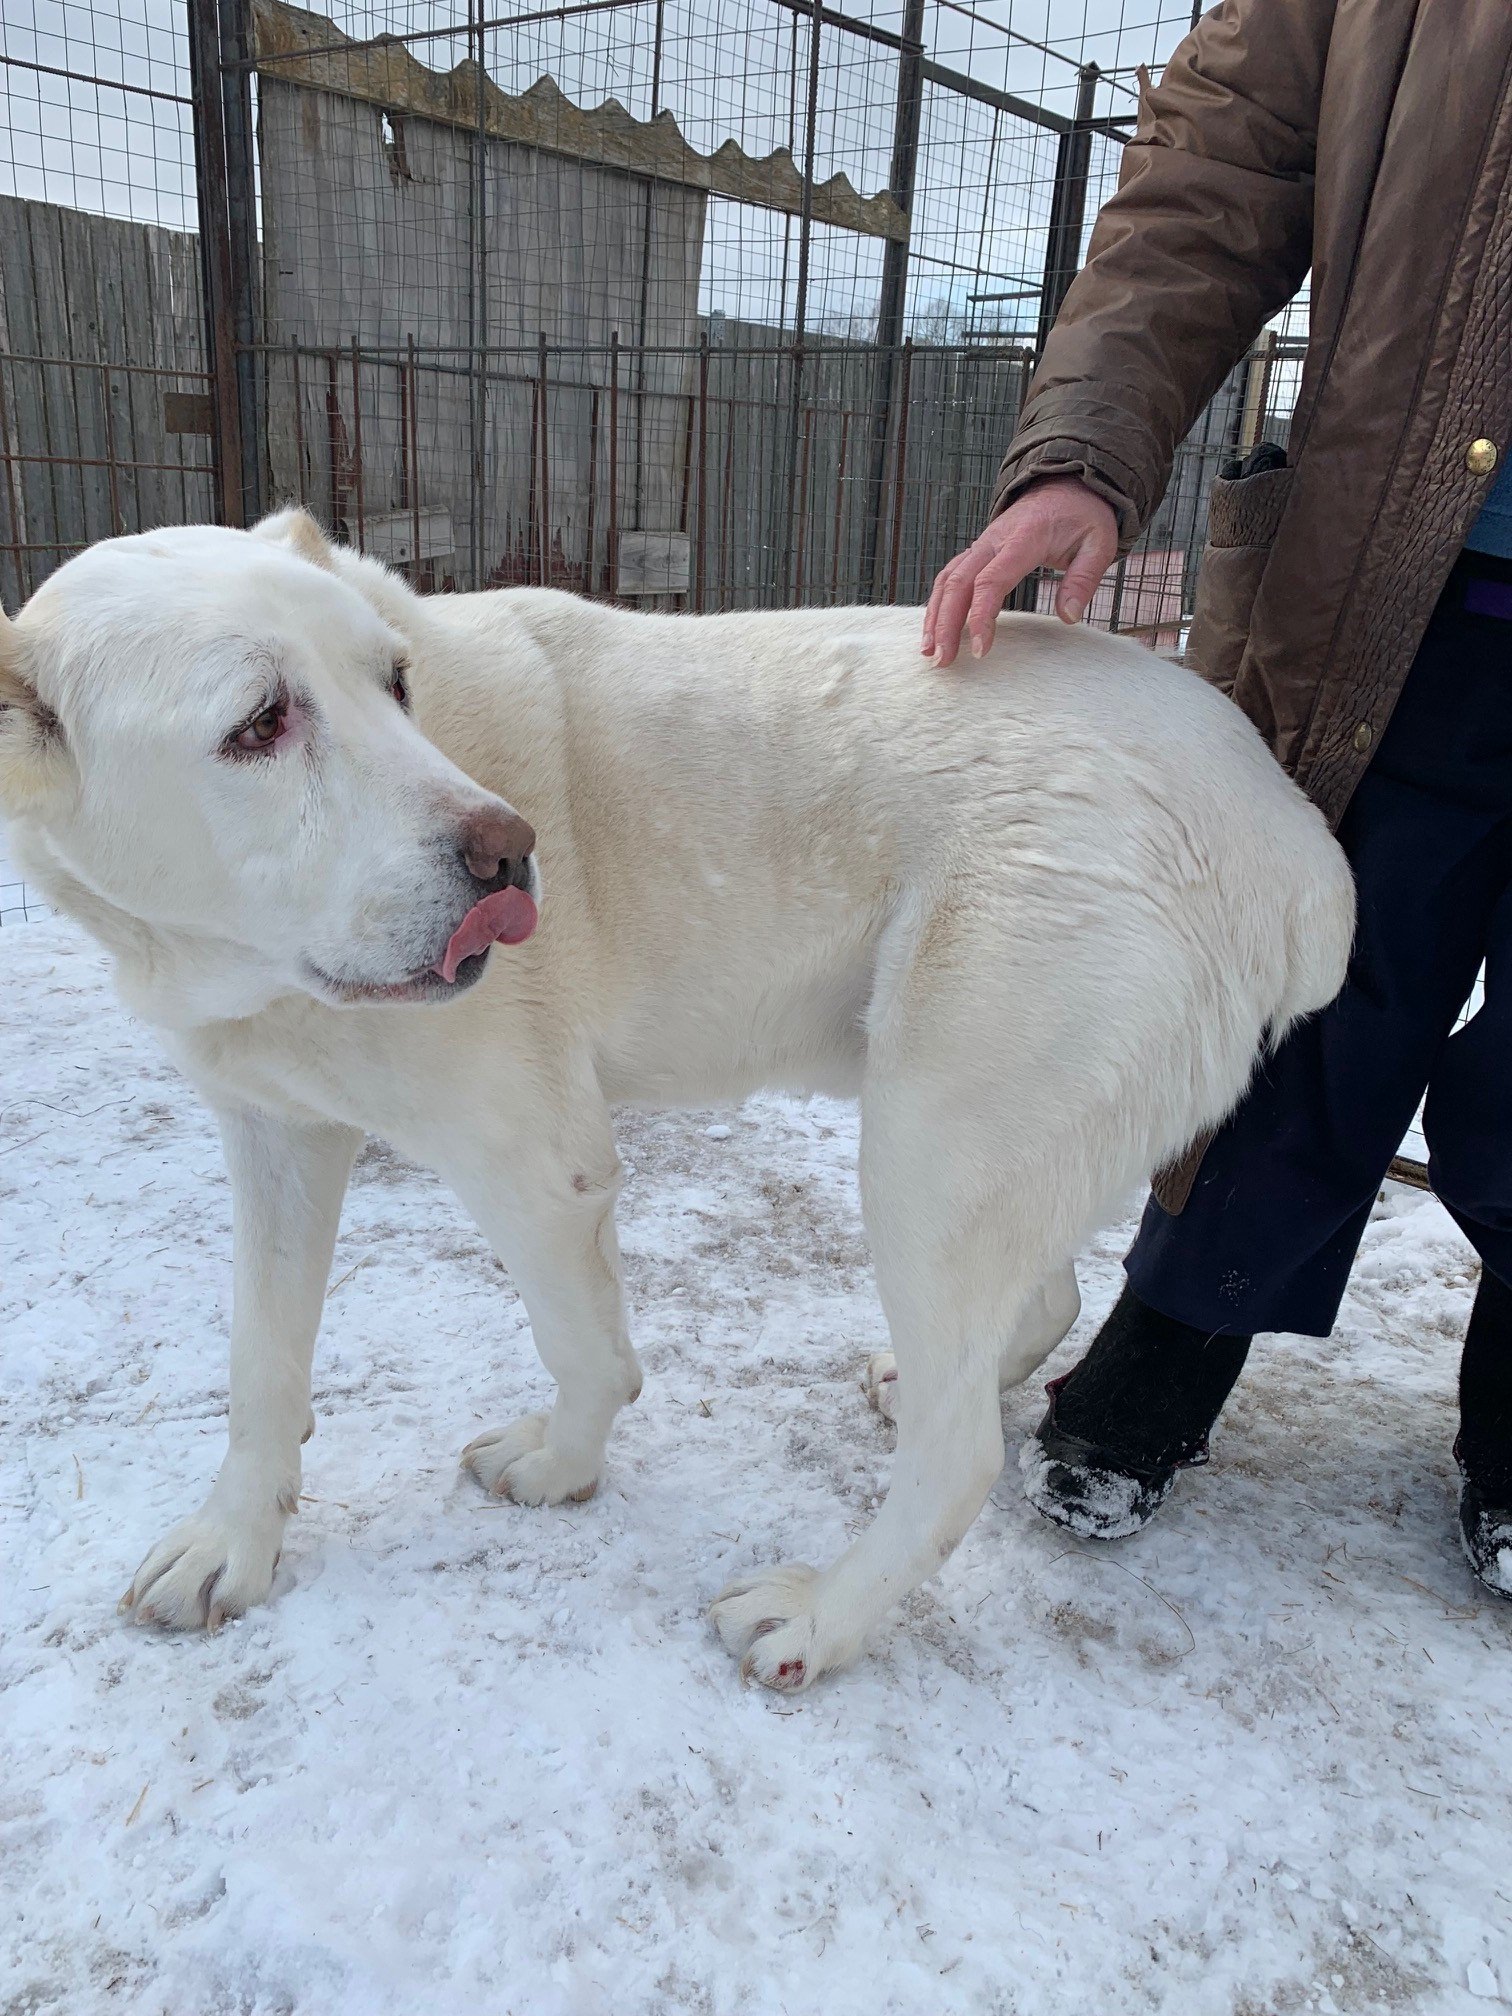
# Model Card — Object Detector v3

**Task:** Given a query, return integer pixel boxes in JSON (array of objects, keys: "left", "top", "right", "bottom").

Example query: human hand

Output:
[{"left": 921, "top": 476, "right": 1120, "bottom": 666}]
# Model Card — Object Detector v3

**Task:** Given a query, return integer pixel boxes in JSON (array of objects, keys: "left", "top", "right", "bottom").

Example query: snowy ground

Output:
[{"left": 3, "top": 917, "right": 1510, "bottom": 2016}]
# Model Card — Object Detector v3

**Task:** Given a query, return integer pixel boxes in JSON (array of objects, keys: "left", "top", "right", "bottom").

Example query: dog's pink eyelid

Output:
[{"left": 227, "top": 691, "right": 295, "bottom": 753}]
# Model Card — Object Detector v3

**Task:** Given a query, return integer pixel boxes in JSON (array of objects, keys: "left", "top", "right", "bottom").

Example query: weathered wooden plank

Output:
[
  {"left": 55, "top": 202, "right": 116, "bottom": 544},
  {"left": 89, "top": 214, "right": 138, "bottom": 537},
  {"left": 25, "top": 203, "right": 89, "bottom": 563},
  {"left": 0, "top": 213, "right": 29, "bottom": 606},
  {"left": 0, "top": 202, "right": 61, "bottom": 587}
]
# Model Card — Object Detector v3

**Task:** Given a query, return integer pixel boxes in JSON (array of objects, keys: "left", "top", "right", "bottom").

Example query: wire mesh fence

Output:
[{"left": 2, "top": 0, "right": 1253, "bottom": 619}]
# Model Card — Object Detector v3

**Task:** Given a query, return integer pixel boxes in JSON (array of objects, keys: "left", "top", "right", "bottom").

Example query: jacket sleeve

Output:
[{"left": 990, "top": 0, "right": 1332, "bottom": 541}]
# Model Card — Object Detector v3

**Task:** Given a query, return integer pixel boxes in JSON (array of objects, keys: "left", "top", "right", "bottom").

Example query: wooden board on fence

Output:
[
  {"left": 617, "top": 531, "right": 690, "bottom": 596},
  {"left": 359, "top": 506, "right": 455, "bottom": 568}
]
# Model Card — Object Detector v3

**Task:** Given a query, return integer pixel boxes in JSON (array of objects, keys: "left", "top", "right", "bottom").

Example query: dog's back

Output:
[{"left": 406, "top": 583, "right": 1353, "bottom": 1090}]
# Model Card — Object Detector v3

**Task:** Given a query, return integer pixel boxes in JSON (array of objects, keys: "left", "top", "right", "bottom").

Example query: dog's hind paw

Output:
[
  {"left": 122, "top": 1506, "right": 285, "bottom": 1631},
  {"left": 462, "top": 1414, "right": 600, "bottom": 1506},
  {"left": 862, "top": 1351, "right": 899, "bottom": 1425},
  {"left": 711, "top": 1563, "right": 851, "bottom": 1691}
]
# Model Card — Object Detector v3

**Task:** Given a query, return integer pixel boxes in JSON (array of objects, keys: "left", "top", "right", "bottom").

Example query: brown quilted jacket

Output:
[{"left": 992, "top": 0, "right": 1512, "bottom": 833}]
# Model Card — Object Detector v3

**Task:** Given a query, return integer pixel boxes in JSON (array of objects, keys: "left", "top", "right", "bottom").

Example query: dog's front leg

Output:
[
  {"left": 122, "top": 1106, "right": 360, "bottom": 1629},
  {"left": 450, "top": 1131, "right": 642, "bottom": 1507}
]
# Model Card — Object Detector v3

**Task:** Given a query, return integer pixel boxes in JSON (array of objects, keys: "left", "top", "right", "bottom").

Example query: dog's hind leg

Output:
[
  {"left": 712, "top": 892, "right": 1115, "bottom": 1689},
  {"left": 123, "top": 1107, "right": 361, "bottom": 1630},
  {"left": 712, "top": 1047, "right": 1080, "bottom": 1688},
  {"left": 864, "top": 1261, "right": 1080, "bottom": 1425},
  {"left": 450, "top": 1100, "right": 642, "bottom": 1507}
]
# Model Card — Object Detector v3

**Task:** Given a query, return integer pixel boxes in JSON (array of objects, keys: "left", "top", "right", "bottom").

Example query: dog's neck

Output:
[{"left": 16, "top": 826, "right": 295, "bottom": 1032}]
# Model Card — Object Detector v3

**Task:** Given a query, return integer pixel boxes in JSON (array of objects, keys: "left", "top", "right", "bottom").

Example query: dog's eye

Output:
[
  {"left": 229, "top": 699, "right": 287, "bottom": 755},
  {"left": 390, "top": 662, "right": 411, "bottom": 711}
]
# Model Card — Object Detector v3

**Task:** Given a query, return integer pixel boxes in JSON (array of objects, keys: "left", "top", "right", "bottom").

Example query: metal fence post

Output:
[
  {"left": 217, "top": 0, "right": 261, "bottom": 523},
  {"left": 778, "top": 0, "right": 822, "bottom": 601},
  {"left": 1006, "top": 59, "right": 1099, "bottom": 614},
  {"left": 466, "top": 0, "right": 488, "bottom": 588},
  {"left": 861, "top": 0, "right": 925, "bottom": 601},
  {"left": 1035, "top": 61, "right": 1100, "bottom": 356},
  {"left": 186, "top": 0, "right": 244, "bottom": 526}
]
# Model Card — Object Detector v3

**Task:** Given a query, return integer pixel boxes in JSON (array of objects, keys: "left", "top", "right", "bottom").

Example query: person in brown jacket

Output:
[{"left": 923, "top": 0, "right": 1512, "bottom": 1596}]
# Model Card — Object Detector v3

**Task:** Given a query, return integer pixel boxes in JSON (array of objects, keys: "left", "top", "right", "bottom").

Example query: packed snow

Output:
[{"left": 3, "top": 916, "right": 1509, "bottom": 2016}]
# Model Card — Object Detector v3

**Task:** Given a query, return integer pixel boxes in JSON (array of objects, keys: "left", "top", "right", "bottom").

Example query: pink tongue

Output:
[{"left": 434, "top": 887, "right": 538, "bottom": 982}]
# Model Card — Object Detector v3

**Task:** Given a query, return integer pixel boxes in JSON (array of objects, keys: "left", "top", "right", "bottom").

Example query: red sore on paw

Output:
[{"left": 774, "top": 1657, "right": 806, "bottom": 1687}]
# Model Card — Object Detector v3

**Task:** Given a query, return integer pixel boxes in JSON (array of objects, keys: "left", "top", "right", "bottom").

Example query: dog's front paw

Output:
[
  {"left": 122, "top": 1504, "right": 286, "bottom": 1631},
  {"left": 710, "top": 1563, "right": 852, "bottom": 1691},
  {"left": 462, "top": 1414, "right": 600, "bottom": 1505}
]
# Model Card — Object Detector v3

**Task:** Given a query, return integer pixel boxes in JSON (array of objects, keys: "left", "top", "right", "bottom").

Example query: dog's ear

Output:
[
  {"left": 0, "top": 608, "right": 73, "bottom": 813},
  {"left": 252, "top": 504, "right": 335, "bottom": 571}
]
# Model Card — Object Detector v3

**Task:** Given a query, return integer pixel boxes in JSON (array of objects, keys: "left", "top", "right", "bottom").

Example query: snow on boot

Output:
[
  {"left": 1019, "top": 1373, "right": 1209, "bottom": 1539},
  {"left": 1019, "top": 1286, "right": 1251, "bottom": 1541},
  {"left": 1458, "top": 1476, "right": 1512, "bottom": 1598}
]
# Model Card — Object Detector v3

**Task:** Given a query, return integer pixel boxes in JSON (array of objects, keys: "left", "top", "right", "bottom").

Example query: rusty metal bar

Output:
[
  {"left": 0, "top": 52, "right": 193, "bottom": 105},
  {"left": 585, "top": 385, "right": 600, "bottom": 596},
  {"left": 885, "top": 338, "right": 914, "bottom": 601},
  {"left": 407, "top": 333, "right": 422, "bottom": 585},
  {"left": 537, "top": 330, "right": 550, "bottom": 587},
  {"left": 0, "top": 351, "right": 215, "bottom": 382},
  {"left": 324, "top": 352, "right": 345, "bottom": 532},
  {"left": 794, "top": 403, "right": 814, "bottom": 603},
  {"left": 720, "top": 384, "right": 736, "bottom": 607},
  {"left": 694, "top": 331, "right": 709, "bottom": 611},
  {"left": 98, "top": 364, "right": 123, "bottom": 536},
  {"left": 1106, "top": 553, "right": 1128, "bottom": 633},
  {"left": 677, "top": 380, "right": 694, "bottom": 548},
  {"left": 238, "top": 337, "right": 1024, "bottom": 364},
  {"left": 349, "top": 340, "right": 366, "bottom": 548},
  {"left": 830, "top": 407, "right": 850, "bottom": 604},
  {"left": 0, "top": 356, "right": 27, "bottom": 608},
  {"left": 525, "top": 376, "right": 540, "bottom": 583},
  {"left": 0, "top": 449, "right": 214, "bottom": 476},
  {"left": 608, "top": 331, "right": 620, "bottom": 599},
  {"left": 291, "top": 347, "right": 307, "bottom": 505}
]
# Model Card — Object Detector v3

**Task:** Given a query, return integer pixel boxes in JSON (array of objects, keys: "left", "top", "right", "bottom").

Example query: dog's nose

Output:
[{"left": 459, "top": 806, "right": 536, "bottom": 885}]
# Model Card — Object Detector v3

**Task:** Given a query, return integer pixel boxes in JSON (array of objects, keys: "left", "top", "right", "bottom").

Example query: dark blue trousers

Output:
[{"left": 1128, "top": 550, "right": 1512, "bottom": 1338}]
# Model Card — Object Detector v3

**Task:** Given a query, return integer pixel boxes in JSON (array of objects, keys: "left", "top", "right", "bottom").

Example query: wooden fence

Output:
[{"left": 0, "top": 194, "right": 218, "bottom": 606}]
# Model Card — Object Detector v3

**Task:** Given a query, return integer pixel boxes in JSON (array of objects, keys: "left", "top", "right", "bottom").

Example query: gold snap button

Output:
[
  {"left": 1353, "top": 722, "right": 1373, "bottom": 753},
  {"left": 1468, "top": 437, "right": 1499, "bottom": 476}
]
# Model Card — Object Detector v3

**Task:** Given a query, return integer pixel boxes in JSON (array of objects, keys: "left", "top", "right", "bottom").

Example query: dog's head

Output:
[{"left": 0, "top": 510, "right": 539, "bottom": 1024}]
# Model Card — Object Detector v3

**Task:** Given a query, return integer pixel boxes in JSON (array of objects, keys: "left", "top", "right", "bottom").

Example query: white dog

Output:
[{"left": 0, "top": 511, "right": 1354, "bottom": 1689}]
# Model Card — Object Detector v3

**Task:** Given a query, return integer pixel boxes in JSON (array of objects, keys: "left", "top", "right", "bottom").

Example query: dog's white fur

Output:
[{"left": 1, "top": 511, "right": 1354, "bottom": 1688}]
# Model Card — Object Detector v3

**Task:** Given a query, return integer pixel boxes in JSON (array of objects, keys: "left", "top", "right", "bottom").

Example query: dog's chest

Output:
[{"left": 176, "top": 1007, "right": 419, "bottom": 1139}]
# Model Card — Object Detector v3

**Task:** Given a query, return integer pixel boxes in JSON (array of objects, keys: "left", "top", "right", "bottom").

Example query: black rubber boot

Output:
[
  {"left": 1456, "top": 1267, "right": 1512, "bottom": 1600},
  {"left": 1020, "top": 1284, "right": 1252, "bottom": 1539}
]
